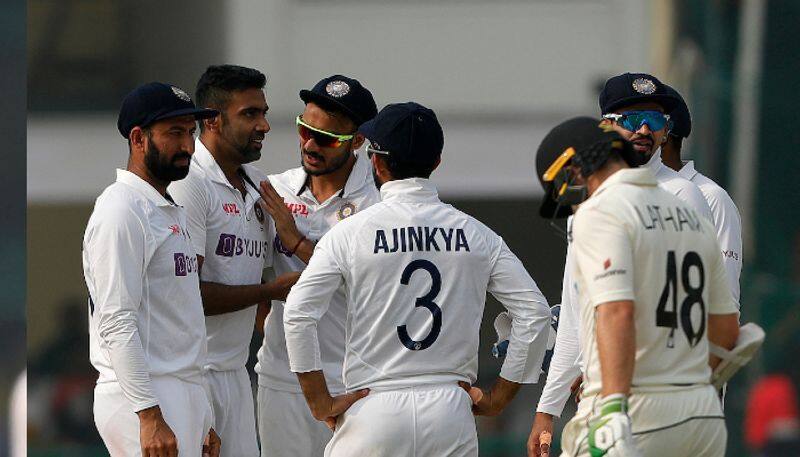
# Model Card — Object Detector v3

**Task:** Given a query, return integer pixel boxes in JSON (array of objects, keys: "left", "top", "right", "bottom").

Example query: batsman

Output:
[{"left": 539, "top": 119, "right": 741, "bottom": 456}]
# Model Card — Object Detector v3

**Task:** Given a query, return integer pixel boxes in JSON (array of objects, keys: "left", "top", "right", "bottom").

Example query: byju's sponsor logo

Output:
[
  {"left": 215, "top": 233, "right": 269, "bottom": 259},
  {"left": 174, "top": 253, "right": 198, "bottom": 276}
]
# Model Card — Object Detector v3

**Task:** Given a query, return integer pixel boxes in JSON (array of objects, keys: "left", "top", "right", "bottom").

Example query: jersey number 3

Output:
[
  {"left": 656, "top": 251, "right": 706, "bottom": 348},
  {"left": 397, "top": 259, "right": 442, "bottom": 351}
]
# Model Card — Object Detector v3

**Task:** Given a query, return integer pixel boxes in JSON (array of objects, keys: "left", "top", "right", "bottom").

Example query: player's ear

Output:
[
  {"left": 203, "top": 113, "right": 221, "bottom": 132},
  {"left": 129, "top": 126, "right": 146, "bottom": 153},
  {"left": 352, "top": 133, "right": 366, "bottom": 151}
]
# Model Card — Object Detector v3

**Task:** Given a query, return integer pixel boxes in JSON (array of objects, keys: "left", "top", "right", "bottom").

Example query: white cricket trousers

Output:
[
  {"left": 325, "top": 383, "right": 478, "bottom": 457},
  {"left": 93, "top": 376, "right": 213, "bottom": 456},
  {"left": 257, "top": 385, "right": 332, "bottom": 457},
  {"left": 561, "top": 384, "right": 726, "bottom": 457},
  {"left": 206, "top": 368, "right": 259, "bottom": 457}
]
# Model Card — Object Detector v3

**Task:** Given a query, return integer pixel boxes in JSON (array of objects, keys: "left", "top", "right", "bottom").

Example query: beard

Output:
[
  {"left": 145, "top": 141, "right": 192, "bottom": 182},
  {"left": 300, "top": 148, "right": 351, "bottom": 176},
  {"left": 230, "top": 131, "right": 263, "bottom": 163}
]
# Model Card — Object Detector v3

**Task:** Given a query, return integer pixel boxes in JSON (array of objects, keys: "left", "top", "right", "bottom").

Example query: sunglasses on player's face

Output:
[
  {"left": 602, "top": 110, "right": 670, "bottom": 132},
  {"left": 296, "top": 115, "right": 354, "bottom": 148}
]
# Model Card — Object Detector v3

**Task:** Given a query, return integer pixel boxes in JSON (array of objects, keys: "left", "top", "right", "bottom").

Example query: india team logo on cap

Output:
[
  {"left": 171, "top": 86, "right": 192, "bottom": 102},
  {"left": 325, "top": 80, "right": 350, "bottom": 98},
  {"left": 337, "top": 202, "right": 356, "bottom": 220},
  {"left": 632, "top": 78, "right": 656, "bottom": 95}
]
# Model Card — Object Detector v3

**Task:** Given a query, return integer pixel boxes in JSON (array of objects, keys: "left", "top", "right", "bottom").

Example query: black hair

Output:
[
  {"left": 379, "top": 155, "right": 437, "bottom": 180},
  {"left": 195, "top": 65, "right": 266, "bottom": 130}
]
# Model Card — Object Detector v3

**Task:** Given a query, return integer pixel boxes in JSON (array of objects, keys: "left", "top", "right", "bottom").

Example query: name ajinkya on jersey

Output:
[{"left": 373, "top": 226, "right": 471, "bottom": 254}]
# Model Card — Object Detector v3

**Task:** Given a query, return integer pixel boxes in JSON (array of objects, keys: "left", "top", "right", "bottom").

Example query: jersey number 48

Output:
[{"left": 656, "top": 251, "right": 706, "bottom": 348}]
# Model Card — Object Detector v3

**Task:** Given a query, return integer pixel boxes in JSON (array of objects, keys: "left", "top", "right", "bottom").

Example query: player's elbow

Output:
[
  {"left": 708, "top": 313, "right": 739, "bottom": 351},
  {"left": 97, "top": 310, "right": 139, "bottom": 343}
]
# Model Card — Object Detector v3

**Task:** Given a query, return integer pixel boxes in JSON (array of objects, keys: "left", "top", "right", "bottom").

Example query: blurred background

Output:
[
  {"left": 2, "top": 1, "right": 26, "bottom": 456},
  {"left": 26, "top": 0, "right": 799, "bottom": 456}
]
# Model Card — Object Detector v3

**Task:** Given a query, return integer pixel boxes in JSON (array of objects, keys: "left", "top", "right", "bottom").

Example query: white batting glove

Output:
[{"left": 587, "top": 394, "right": 641, "bottom": 457}]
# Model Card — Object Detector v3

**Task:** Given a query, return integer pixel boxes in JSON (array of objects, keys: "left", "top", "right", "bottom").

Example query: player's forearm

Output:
[
  {"left": 103, "top": 325, "right": 160, "bottom": 411},
  {"left": 489, "top": 376, "right": 522, "bottom": 412},
  {"left": 275, "top": 225, "right": 314, "bottom": 264},
  {"left": 707, "top": 313, "right": 739, "bottom": 369},
  {"left": 596, "top": 300, "right": 635, "bottom": 396},
  {"left": 296, "top": 370, "right": 334, "bottom": 420},
  {"left": 200, "top": 281, "right": 279, "bottom": 316},
  {"left": 537, "top": 340, "right": 582, "bottom": 416}
]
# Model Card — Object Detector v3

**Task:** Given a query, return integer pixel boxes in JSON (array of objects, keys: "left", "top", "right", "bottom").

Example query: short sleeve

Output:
[
  {"left": 572, "top": 206, "right": 635, "bottom": 307},
  {"left": 169, "top": 175, "right": 210, "bottom": 257}
]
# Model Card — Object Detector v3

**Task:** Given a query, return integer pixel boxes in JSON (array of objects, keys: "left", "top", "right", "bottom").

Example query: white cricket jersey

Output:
[
  {"left": 536, "top": 156, "right": 720, "bottom": 416},
  {"left": 645, "top": 149, "right": 713, "bottom": 223},
  {"left": 571, "top": 168, "right": 738, "bottom": 397},
  {"left": 679, "top": 160, "right": 742, "bottom": 307},
  {"left": 255, "top": 152, "right": 380, "bottom": 394},
  {"left": 284, "top": 178, "right": 552, "bottom": 391},
  {"left": 84, "top": 170, "right": 207, "bottom": 411},
  {"left": 168, "top": 139, "right": 273, "bottom": 371}
]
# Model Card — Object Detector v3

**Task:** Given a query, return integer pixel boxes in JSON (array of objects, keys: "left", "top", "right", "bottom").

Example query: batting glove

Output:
[{"left": 588, "top": 394, "right": 641, "bottom": 457}]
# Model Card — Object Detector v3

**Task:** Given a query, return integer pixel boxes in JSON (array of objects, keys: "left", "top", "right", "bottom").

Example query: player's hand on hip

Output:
[
  {"left": 312, "top": 389, "right": 370, "bottom": 425},
  {"left": 527, "top": 412, "right": 554, "bottom": 457},
  {"left": 137, "top": 406, "right": 179, "bottom": 457},
  {"left": 588, "top": 394, "right": 641, "bottom": 457},
  {"left": 264, "top": 271, "right": 301, "bottom": 301},
  {"left": 202, "top": 427, "right": 221, "bottom": 457},
  {"left": 461, "top": 377, "right": 520, "bottom": 416}
]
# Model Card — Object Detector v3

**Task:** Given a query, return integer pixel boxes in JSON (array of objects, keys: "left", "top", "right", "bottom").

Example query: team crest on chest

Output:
[
  {"left": 254, "top": 204, "right": 265, "bottom": 223},
  {"left": 337, "top": 202, "right": 356, "bottom": 220}
]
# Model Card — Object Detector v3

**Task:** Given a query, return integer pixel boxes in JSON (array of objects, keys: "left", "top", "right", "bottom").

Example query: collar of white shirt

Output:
[
  {"left": 379, "top": 177, "right": 440, "bottom": 203},
  {"left": 289, "top": 151, "right": 372, "bottom": 199},
  {"left": 116, "top": 169, "right": 177, "bottom": 207},
  {"left": 678, "top": 160, "right": 699, "bottom": 181},
  {"left": 592, "top": 167, "right": 658, "bottom": 197},
  {"left": 193, "top": 138, "right": 237, "bottom": 188},
  {"left": 643, "top": 146, "right": 667, "bottom": 172}
]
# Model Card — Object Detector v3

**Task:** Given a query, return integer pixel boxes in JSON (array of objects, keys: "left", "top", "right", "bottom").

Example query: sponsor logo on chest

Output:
[
  {"left": 222, "top": 203, "right": 240, "bottom": 215},
  {"left": 215, "top": 233, "right": 269, "bottom": 259},
  {"left": 174, "top": 252, "right": 199, "bottom": 276},
  {"left": 286, "top": 202, "right": 309, "bottom": 217}
]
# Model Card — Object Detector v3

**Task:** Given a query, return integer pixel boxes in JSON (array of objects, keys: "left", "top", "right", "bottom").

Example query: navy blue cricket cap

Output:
[
  {"left": 117, "top": 82, "right": 219, "bottom": 139},
  {"left": 358, "top": 102, "right": 444, "bottom": 167},
  {"left": 300, "top": 75, "right": 377, "bottom": 127},
  {"left": 663, "top": 84, "right": 691, "bottom": 138},
  {"left": 599, "top": 72, "right": 680, "bottom": 115}
]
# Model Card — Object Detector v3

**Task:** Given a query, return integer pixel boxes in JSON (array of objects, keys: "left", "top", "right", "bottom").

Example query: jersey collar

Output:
[
  {"left": 678, "top": 160, "right": 699, "bottom": 181},
  {"left": 292, "top": 151, "right": 372, "bottom": 200},
  {"left": 116, "top": 169, "right": 177, "bottom": 207},
  {"left": 592, "top": 168, "right": 658, "bottom": 197},
  {"left": 379, "top": 178, "right": 441, "bottom": 203},
  {"left": 194, "top": 138, "right": 234, "bottom": 188}
]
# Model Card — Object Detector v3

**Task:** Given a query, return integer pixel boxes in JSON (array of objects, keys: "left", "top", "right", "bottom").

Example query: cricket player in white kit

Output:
[
  {"left": 661, "top": 84, "right": 743, "bottom": 306},
  {"left": 529, "top": 75, "right": 723, "bottom": 455},
  {"left": 83, "top": 82, "right": 221, "bottom": 456},
  {"left": 540, "top": 121, "right": 739, "bottom": 456},
  {"left": 168, "top": 65, "right": 298, "bottom": 457},
  {"left": 283, "top": 102, "right": 553, "bottom": 456},
  {"left": 254, "top": 75, "right": 380, "bottom": 456}
]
